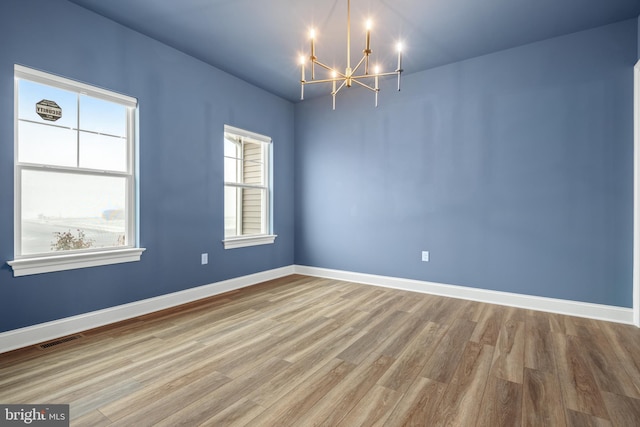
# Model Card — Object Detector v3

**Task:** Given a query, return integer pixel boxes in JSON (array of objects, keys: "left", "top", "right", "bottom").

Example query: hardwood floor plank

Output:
[
  {"left": 417, "top": 294, "right": 465, "bottom": 325},
  {"left": 298, "top": 353, "right": 395, "bottom": 426},
  {"left": 548, "top": 312, "right": 569, "bottom": 334},
  {"left": 69, "top": 380, "right": 142, "bottom": 420},
  {"left": 578, "top": 327, "right": 640, "bottom": 399},
  {"left": 377, "top": 312, "right": 427, "bottom": 359},
  {"left": 470, "top": 304, "right": 505, "bottom": 346},
  {"left": 457, "top": 300, "right": 486, "bottom": 322},
  {"left": 526, "top": 309, "right": 552, "bottom": 332},
  {"left": 522, "top": 368, "right": 566, "bottom": 427},
  {"left": 101, "top": 370, "right": 231, "bottom": 425},
  {"left": 356, "top": 291, "right": 402, "bottom": 313},
  {"left": 335, "top": 384, "right": 400, "bottom": 427},
  {"left": 552, "top": 333, "right": 610, "bottom": 420},
  {"left": 243, "top": 358, "right": 356, "bottom": 426},
  {"left": 490, "top": 318, "right": 525, "bottom": 384},
  {"left": 503, "top": 305, "right": 526, "bottom": 323},
  {"left": 71, "top": 410, "right": 112, "bottom": 427},
  {"left": 214, "top": 316, "right": 330, "bottom": 378},
  {"left": 198, "top": 398, "right": 265, "bottom": 427},
  {"left": 420, "top": 318, "right": 477, "bottom": 383},
  {"left": 430, "top": 341, "right": 494, "bottom": 426},
  {"left": 336, "top": 310, "right": 409, "bottom": 364},
  {"left": 396, "top": 292, "right": 429, "bottom": 314},
  {"left": 347, "top": 296, "right": 407, "bottom": 332},
  {"left": 602, "top": 391, "right": 640, "bottom": 427},
  {"left": 3, "top": 353, "right": 134, "bottom": 403},
  {"left": 565, "top": 410, "right": 612, "bottom": 427},
  {"left": 476, "top": 375, "right": 522, "bottom": 427},
  {"left": 152, "top": 357, "right": 291, "bottom": 426},
  {"left": 246, "top": 326, "right": 362, "bottom": 407},
  {"left": 384, "top": 376, "right": 447, "bottom": 426},
  {"left": 99, "top": 361, "right": 231, "bottom": 421},
  {"left": 379, "top": 321, "right": 446, "bottom": 392},
  {"left": 525, "top": 318, "right": 555, "bottom": 373},
  {"left": 599, "top": 322, "right": 640, "bottom": 397}
]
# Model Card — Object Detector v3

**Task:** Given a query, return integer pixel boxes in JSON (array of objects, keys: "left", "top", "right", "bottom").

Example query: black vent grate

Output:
[{"left": 38, "top": 334, "right": 82, "bottom": 349}]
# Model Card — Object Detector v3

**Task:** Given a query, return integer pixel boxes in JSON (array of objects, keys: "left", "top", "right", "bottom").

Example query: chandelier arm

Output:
[
  {"left": 312, "top": 60, "right": 346, "bottom": 78},
  {"left": 351, "top": 79, "right": 377, "bottom": 93},
  {"left": 303, "top": 77, "right": 344, "bottom": 85},
  {"left": 350, "top": 70, "right": 401, "bottom": 80},
  {"left": 334, "top": 79, "right": 348, "bottom": 95},
  {"left": 350, "top": 55, "right": 368, "bottom": 75}
]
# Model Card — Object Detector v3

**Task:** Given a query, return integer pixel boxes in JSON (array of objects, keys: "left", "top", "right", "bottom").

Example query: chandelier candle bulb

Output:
[
  {"left": 364, "top": 20, "right": 372, "bottom": 74},
  {"left": 374, "top": 65, "right": 379, "bottom": 107},
  {"left": 310, "top": 29, "right": 316, "bottom": 79},
  {"left": 332, "top": 70, "right": 337, "bottom": 110},
  {"left": 374, "top": 66, "right": 379, "bottom": 90},
  {"left": 310, "top": 29, "right": 316, "bottom": 58},
  {"left": 300, "top": 56, "right": 305, "bottom": 99},
  {"left": 397, "top": 42, "right": 403, "bottom": 91}
]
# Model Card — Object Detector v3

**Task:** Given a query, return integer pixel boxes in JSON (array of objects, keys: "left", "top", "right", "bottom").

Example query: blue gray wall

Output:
[
  {"left": 0, "top": 0, "right": 295, "bottom": 332},
  {"left": 295, "top": 19, "right": 636, "bottom": 307}
]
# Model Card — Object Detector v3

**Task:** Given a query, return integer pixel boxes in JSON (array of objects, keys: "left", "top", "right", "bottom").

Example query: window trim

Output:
[
  {"left": 222, "top": 235, "right": 277, "bottom": 249},
  {"left": 223, "top": 125, "right": 276, "bottom": 249},
  {"left": 9, "top": 65, "right": 144, "bottom": 276},
  {"left": 7, "top": 248, "right": 146, "bottom": 277}
]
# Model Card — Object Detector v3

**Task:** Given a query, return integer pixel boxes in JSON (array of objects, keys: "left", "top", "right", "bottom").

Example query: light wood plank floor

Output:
[{"left": 1, "top": 275, "right": 640, "bottom": 426}]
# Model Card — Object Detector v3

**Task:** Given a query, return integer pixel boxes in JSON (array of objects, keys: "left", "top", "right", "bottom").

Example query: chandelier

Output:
[{"left": 299, "top": 0, "right": 403, "bottom": 109}]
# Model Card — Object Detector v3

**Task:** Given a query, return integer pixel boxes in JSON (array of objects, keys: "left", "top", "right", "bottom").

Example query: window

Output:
[
  {"left": 8, "top": 65, "right": 144, "bottom": 276},
  {"left": 223, "top": 125, "right": 276, "bottom": 249}
]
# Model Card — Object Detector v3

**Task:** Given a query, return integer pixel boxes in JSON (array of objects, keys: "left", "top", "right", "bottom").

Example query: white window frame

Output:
[
  {"left": 8, "top": 65, "right": 145, "bottom": 276},
  {"left": 223, "top": 125, "right": 276, "bottom": 249}
]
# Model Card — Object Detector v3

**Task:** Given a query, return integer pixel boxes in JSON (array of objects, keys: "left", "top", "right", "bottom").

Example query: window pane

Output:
[
  {"left": 243, "top": 141, "right": 263, "bottom": 185},
  {"left": 80, "top": 95, "right": 126, "bottom": 137},
  {"left": 18, "top": 79, "right": 77, "bottom": 128},
  {"left": 224, "top": 157, "right": 240, "bottom": 183},
  {"left": 224, "top": 186, "right": 238, "bottom": 238},
  {"left": 242, "top": 188, "right": 265, "bottom": 235},
  {"left": 18, "top": 121, "right": 77, "bottom": 167},
  {"left": 79, "top": 132, "right": 127, "bottom": 172},
  {"left": 224, "top": 137, "right": 239, "bottom": 157},
  {"left": 21, "top": 170, "right": 127, "bottom": 255},
  {"left": 243, "top": 159, "right": 263, "bottom": 185}
]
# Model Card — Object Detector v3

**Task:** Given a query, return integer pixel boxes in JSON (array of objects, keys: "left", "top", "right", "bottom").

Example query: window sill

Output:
[
  {"left": 223, "top": 234, "right": 277, "bottom": 249},
  {"left": 7, "top": 248, "right": 146, "bottom": 277}
]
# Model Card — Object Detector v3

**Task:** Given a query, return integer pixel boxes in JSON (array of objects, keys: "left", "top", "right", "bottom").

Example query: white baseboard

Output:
[
  {"left": 294, "top": 265, "right": 634, "bottom": 325},
  {"left": 0, "top": 265, "right": 295, "bottom": 354}
]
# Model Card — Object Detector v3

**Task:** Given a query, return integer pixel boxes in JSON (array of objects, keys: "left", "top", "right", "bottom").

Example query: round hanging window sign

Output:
[{"left": 36, "top": 99, "right": 62, "bottom": 122}]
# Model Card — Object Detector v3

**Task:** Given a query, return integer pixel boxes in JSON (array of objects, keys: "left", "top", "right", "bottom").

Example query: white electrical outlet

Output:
[
  {"left": 421, "top": 251, "right": 429, "bottom": 262},
  {"left": 201, "top": 253, "right": 208, "bottom": 265}
]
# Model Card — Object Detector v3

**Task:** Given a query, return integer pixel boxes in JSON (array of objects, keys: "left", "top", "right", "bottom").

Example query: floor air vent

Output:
[{"left": 38, "top": 334, "right": 82, "bottom": 349}]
